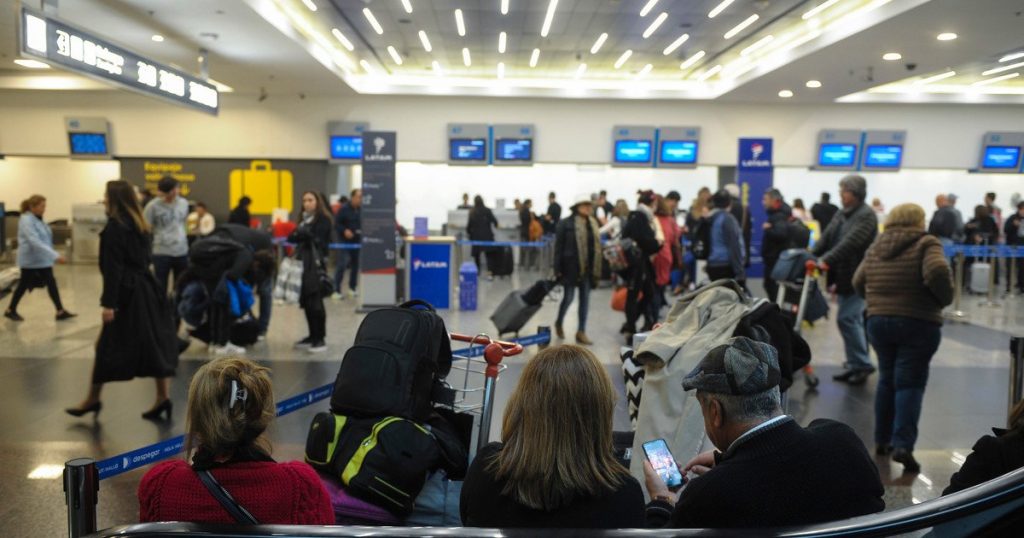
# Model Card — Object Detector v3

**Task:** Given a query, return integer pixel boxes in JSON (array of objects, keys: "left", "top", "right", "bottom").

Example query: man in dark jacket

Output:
[
  {"left": 761, "top": 189, "right": 794, "bottom": 300},
  {"left": 553, "top": 194, "right": 602, "bottom": 345},
  {"left": 725, "top": 183, "right": 751, "bottom": 266},
  {"left": 1005, "top": 202, "right": 1024, "bottom": 293},
  {"left": 814, "top": 175, "right": 878, "bottom": 385},
  {"left": 333, "top": 189, "right": 361, "bottom": 299},
  {"left": 644, "top": 337, "right": 884, "bottom": 529},
  {"left": 543, "top": 191, "right": 562, "bottom": 234},
  {"left": 214, "top": 223, "right": 275, "bottom": 337},
  {"left": 228, "top": 196, "right": 252, "bottom": 226},
  {"left": 928, "top": 194, "right": 963, "bottom": 247},
  {"left": 811, "top": 192, "right": 839, "bottom": 232}
]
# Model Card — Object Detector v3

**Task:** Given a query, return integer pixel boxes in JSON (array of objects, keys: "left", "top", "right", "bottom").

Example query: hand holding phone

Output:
[{"left": 642, "top": 438, "right": 685, "bottom": 490}]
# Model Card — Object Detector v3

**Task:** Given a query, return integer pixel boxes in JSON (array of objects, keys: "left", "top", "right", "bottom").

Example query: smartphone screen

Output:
[{"left": 642, "top": 438, "right": 684, "bottom": 489}]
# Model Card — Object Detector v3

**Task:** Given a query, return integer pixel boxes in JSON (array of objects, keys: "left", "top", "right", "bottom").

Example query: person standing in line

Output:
[
  {"left": 599, "top": 200, "right": 630, "bottom": 241},
  {"left": 4, "top": 195, "right": 76, "bottom": 322},
  {"left": 791, "top": 198, "right": 812, "bottom": 223},
  {"left": 871, "top": 198, "right": 887, "bottom": 221},
  {"left": 458, "top": 193, "right": 472, "bottom": 210},
  {"left": 653, "top": 195, "right": 681, "bottom": 319},
  {"left": 1004, "top": 202, "right": 1024, "bottom": 293},
  {"left": 519, "top": 198, "right": 542, "bottom": 268},
  {"left": 928, "top": 194, "right": 961, "bottom": 248},
  {"left": 66, "top": 180, "right": 179, "bottom": 420},
  {"left": 467, "top": 195, "right": 499, "bottom": 276},
  {"left": 229, "top": 196, "right": 252, "bottom": 226},
  {"left": 543, "top": 192, "right": 562, "bottom": 235},
  {"left": 290, "top": 191, "right": 333, "bottom": 353},
  {"left": 761, "top": 189, "right": 794, "bottom": 300},
  {"left": 853, "top": 204, "right": 953, "bottom": 473},
  {"left": 724, "top": 184, "right": 751, "bottom": 267},
  {"left": 332, "top": 189, "right": 362, "bottom": 300},
  {"left": 620, "top": 190, "right": 663, "bottom": 342},
  {"left": 705, "top": 190, "right": 745, "bottom": 286},
  {"left": 144, "top": 176, "right": 190, "bottom": 294},
  {"left": 553, "top": 194, "right": 602, "bottom": 345},
  {"left": 811, "top": 192, "right": 840, "bottom": 232},
  {"left": 947, "top": 193, "right": 965, "bottom": 235},
  {"left": 813, "top": 175, "right": 878, "bottom": 386},
  {"left": 185, "top": 201, "right": 216, "bottom": 245},
  {"left": 684, "top": 188, "right": 712, "bottom": 288}
]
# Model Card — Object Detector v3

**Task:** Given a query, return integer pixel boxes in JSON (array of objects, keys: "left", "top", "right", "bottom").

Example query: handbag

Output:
[
  {"left": 274, "top": 257, "right": 303, "bottom": 304},
  {"left": 195, "top": 469, "right": 259, "bottom": 524},
  {"left": 312, "top": 246, "right": 335, "bottom": 298},
  {"left": 603, "top": 238, "right": 636, "bottom": 273}
]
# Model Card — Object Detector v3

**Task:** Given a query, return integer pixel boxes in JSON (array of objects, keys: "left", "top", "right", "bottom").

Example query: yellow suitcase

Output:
[{"left": 229, "top": 160, "right": 293, "bottom": 215}]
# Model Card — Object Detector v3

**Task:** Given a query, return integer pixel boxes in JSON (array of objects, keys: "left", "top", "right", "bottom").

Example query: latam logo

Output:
[
  {"left": 751, "top": 143, "right": 764, "bottom": 160},
  {"left": 413, "top": 259, "right": 448, "bottom": 271},
  {"left": 741, "top": 142, "right": 771, "bottom": 168},
  {"left": 365, "top": 136, "right": 394, "bottom": 161}
]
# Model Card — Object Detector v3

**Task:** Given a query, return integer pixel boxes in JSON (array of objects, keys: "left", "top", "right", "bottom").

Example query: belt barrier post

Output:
[
  {"left": 947, "top": 251, "right": 967, "bottom": 320},
  {"left": 64, "top": 458, "right": 98, "bottom": 538},
  {"left": 980, "top": 246, "right": 1001, "bottom": 308},
  {"left": 1011, "top": 337, "right": 1024, "bottom": 421}
]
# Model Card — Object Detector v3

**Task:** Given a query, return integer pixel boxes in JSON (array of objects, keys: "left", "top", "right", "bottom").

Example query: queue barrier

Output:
[
  {"left": 943, "top": 245, "right": 1024, "bottom": 319},
  {"left": 64, "top": 332, "right": 551, "bottom": 538}
]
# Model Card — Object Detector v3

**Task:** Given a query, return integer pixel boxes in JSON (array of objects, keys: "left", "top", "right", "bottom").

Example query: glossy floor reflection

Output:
[{"left": 0, "top": 263, "right": 1021, "bottom": 535}]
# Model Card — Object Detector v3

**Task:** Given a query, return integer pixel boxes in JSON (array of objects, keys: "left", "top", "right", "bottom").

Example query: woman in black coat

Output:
[
  {"left": 944, "top": 399, "right": 1024, "bottom": 495},
  {"left": 620, "top": 191, "right": 662, "bottom": 342},
  {"left": 467, "top": 195, "right": 498, "bottom": 274},
  {"left": 289, "top": 191, "right": 333, "bottom": 353},
  {"left": 66, "top": 180, "right": 179, "bottom": 421}
]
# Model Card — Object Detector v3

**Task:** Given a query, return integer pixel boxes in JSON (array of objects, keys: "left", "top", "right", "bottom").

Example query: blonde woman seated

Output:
[
  {"left": 138, "top": 357, "right": 333, "bottom": 524},
  {"left": 460, "top": 345, "right": 644, "bottom": 528}
]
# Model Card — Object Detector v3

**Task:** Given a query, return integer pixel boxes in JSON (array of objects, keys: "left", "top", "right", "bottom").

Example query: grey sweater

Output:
[
  {"left": 813, "top": 202, "right": 877, "bottom": 295},
  {"left": 144, "top": 197, "right": 189, "bottom": 257}
]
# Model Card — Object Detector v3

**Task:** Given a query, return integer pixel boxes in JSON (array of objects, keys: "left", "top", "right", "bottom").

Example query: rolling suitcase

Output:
[
  {"left": 487, "top": 247, "right": 514, "bottom": 277},
  {"left": 970, "top": 262, "right": 991, "bottom": 294},
  {"left": 490, "top": 290, "right": 541, "bottom": 335}
]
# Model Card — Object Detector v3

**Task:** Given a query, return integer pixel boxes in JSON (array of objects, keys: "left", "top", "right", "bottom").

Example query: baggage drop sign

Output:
[{"left": 228, "top": 160, "right": 295, "bottom": 215}]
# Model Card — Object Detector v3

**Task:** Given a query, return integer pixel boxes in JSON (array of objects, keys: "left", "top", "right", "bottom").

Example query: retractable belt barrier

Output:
[
  {"left": 943, "top": 244, "right": 1024, "bottom": 258},
  {"left": 272, "top": 238, "right": 362, "bottom": 250},
  {"left": 456, "top": 240, "right": 549, "bottom": 248}
]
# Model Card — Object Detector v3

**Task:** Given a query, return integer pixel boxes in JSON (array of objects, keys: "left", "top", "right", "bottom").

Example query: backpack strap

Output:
[
  {"left": 399, "top": 299, "right": 435, "bottom": 311},
  {"left": 194, "top": 469, "right": 260, "bottom": 524}
]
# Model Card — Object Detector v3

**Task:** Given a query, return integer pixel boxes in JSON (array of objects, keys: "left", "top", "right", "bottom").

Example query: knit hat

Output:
[{"left": 681, "top": 337, "right": 780, "bottom": 395}]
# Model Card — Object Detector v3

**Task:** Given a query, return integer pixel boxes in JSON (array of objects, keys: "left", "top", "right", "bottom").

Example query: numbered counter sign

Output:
[{"left": 229, "top": 160, "right": 294, "bottom": 215}]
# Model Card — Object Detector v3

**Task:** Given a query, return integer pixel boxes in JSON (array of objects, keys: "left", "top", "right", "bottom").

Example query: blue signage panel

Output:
[
  {"left": 69, "top": 132, "right": 108, "bottom": 155},
  {"left": 660, "top": 140, "right": 698, "bottom": 164},
  {"left": 737, "top": 138, "right": 774, "bottom": 278},
  {"left": 329, "top": 135, "right": 362, "bottom": 160},
  {"left": 982, "top": 146, "right": 1021, "bottom": 169},
  {"left": 615, "top": 140, "right": 653, "bottom": 163},
  {"left": 863, "top": 144, "right": 902, "bottom": 167},
  {"left": 496, "top": 139, "right": 532, "bottom": 161},
  {"left": 450, "top": 138, "right": 487, "bottom": 161},
  {"left": 818, "top": 143, "right": 857, "bottom": 167},
  {"left": 409, "top": 243, "right": 452, "bottom": 309}
]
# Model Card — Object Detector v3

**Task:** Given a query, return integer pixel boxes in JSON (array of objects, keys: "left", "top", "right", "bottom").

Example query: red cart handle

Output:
[{"left": 450, "top": 333, "right": 524, "bottom": 378}]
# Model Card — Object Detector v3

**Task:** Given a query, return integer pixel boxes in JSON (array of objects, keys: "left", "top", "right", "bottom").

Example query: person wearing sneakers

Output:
[
  {"left": 553, "top": 194, "right": 602, "bottom": 345},
  {"left": 332, "top": 189, "right": 361, "bottom": 300},
  {"left": 291, "top": 192, "right": 333, "bottom": 353},
  {"left": 4, "top": 195, "right": 75, "bottom": 322}
]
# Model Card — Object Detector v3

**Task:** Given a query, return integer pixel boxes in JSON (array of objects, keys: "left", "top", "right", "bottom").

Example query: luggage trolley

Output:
[
  {"left": 446, "top": 333, "right": 524, "bottom": 453},
  {"left": 774, "top": 258, "right": 822, "bottom": 388}
]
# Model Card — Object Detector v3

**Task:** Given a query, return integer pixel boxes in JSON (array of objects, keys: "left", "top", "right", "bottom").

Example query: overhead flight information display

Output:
[
  {"left": 982, "top": 146, "right": 1021, "bottom": 169},
  {"left": 818, "top": 143, "right": 857, "bottom": 167},
  {"left": 495, "top": 138, "right": 532, "bottom": 161},
  {"left": 68, "top": 132, "right": 109, "bottom": 156},
  {"left": 864, "top": 145, "right": 903, "bottom": 168},
  {"left": 615, "top": 140, "right": 653, "bottom": 163},
  {"left": 660, "top": 140, "right": 698, "bottom": 164},
  {"left": 330, "top": 135, "right": 362, "bottom": 160},
  {"left": 450, "top": 138, "right": 487, "bottom": 161},
  {"left": 19, "top": 8, "right": 219, "bottom": 115}
]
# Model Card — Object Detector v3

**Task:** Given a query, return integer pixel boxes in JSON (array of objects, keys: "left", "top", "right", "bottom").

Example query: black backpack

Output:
[
  {"left": 188, "top": 235, "right": 244, "bottom": 282},
  {"left": 788, "top": 219, "right": 811, "bottom": 249},
  {"left": 690, "top": 216, "right": 713, "bottom": 260},
  {"left": 330, "top": 300, "right": 453, "bottom": 422}
]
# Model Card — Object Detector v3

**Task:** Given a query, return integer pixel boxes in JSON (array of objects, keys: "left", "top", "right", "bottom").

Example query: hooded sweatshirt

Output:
[{"left": 852, "top": 225, "right": 953, "bottom": 325}]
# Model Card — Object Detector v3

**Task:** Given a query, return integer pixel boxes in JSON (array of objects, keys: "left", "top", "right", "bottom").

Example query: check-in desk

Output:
[
  {"left": 71, "top": 203, "right": 107, "bottom": 264},
  {"left": 404, "top": 236, "right": 457, "bottom": 309}
]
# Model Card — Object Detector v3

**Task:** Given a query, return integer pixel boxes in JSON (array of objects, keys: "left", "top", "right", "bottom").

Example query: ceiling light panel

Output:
[
  {"left": 501, "top": 0, "right": 509, "bottom": 15},
  {"left": 680, "top": 50, "right": 706, "bottom": 70},
  {"left": 454, "top": 9, "right": 466, "bottom": 37},
  {"left": 806, "top": 80, "right": 822, "bottom": 88},
  {"left": 591, "top": 33, "right": 608, "bottom": 54},
  {"left": 778, "top": 89, "right": 793, "bottom": 98},
  {"left": 498, "top": 62, "right": 505, "bottom": 78},
  {"left": 387, "top": 46, "right": 403, "bottom": 65},
  {"left": 400, "top": 0, "right": 412, "bottom": 14},
  {"left": 882, "top": 52, "right": 902, "bottom": 61},
  {"left": 363, "top": 8, "right": 384, "bottom": 35},
  {"left": 640, "top": 0, "right": 659, "bottom": 17},
  {"left": 972, "top": 73, "right": 1019, "bottom": 86},
  {"left": 462, "top": 47, "right": 472, "bottom": 67},
  {"left": 740, "top": 35, "right": 774, "bottom": 56},
  {"left": 332, "top": 28, "right": 355, "bottom": 51},
  {"left": 982, "top": 61, "right": 1024, "bottom": 76},
  {"left": 541, "top": 0, "right": 558, "bottom": 38},
  {"left": 936, "top": 32, "right": 957, "bottom": 41},
  {"left": 802, "top": 0, "right": 840, "bottom": 20},
  {"left": 724, "top": 14, "right": 759, "bottom": 39},
  {"left": 708, "top": 0, "right": 735, "bottom": 19},
  {"left": 499, "top": 32, "right": 507, "bottom": 53},
  {"left": 643, "top": 12, "right": 668, "bottom": 39},
  {"left": 1000, "top": 52, "right": 1024, "bottom": 63},
  {"left": 301, "top": 0, "right": 317, "bottom": 12},
  {"left": 575, "top": 63, "right": 587, "bottom": 79},
  {"left": 638, "top": 64, "right": 653, "bottom": 78},
  {"left": 913, "top": 71, "right": 956, "bottom": 85},
  {"left": 614, "top": 50, "right": 633, "bottom": 69},
  {"left": 663, "top": 34, "right": 690, "bottom": 56},
  {"left": 530, "top": 48, "right": 540, "bottom": 67},
  {"left": 697, "top": 64, "right": 722, "bottom": 81}
]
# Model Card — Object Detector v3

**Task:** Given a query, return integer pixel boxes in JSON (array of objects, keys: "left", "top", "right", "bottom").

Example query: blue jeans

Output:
[
  {"left": 333, "top": 248, "right": 360, "bottom": 291},
  {"left": 868, "top": 316, "right": 941, "bottom": 450},
  {"left": 258, "top": 278, "right": 273, "bottom": 334},
  {"left": 837, "top": 292, "right": 872, "bottom": 371},
  {"left": 152, "top": 255, "right": 188, "bottom": 295},
  {"left": 556, "top": 278, "right": 591, "bottom": 332}
]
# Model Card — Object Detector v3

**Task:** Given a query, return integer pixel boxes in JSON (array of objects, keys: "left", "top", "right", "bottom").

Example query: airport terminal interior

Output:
[{"left": 2, "top": 0, "right": 1024, "bottom": 536}]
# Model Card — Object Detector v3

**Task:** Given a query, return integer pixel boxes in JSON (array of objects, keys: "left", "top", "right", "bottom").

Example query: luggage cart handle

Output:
[{"left": 450, "top": 333, "right": 524, "bottom": 378}]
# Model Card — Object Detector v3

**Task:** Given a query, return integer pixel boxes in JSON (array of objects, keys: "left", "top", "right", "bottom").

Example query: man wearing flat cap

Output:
[{"left": 644, "top": 337, "right": 884, "bottom": 528}]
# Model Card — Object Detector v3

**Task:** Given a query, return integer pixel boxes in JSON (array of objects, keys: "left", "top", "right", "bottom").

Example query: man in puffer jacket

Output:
[{"left": 813, "top": 175, "right": 878, "bottom": 385}]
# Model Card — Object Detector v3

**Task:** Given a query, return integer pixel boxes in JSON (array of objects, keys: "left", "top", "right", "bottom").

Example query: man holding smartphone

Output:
[{"left": 643, "top": 337, "right": 884, "bottom": 528}]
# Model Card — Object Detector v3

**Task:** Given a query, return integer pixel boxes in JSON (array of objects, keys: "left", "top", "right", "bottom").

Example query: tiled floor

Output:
[{"left": 1, "top": 263, "right": 1021, "bottom": 535}]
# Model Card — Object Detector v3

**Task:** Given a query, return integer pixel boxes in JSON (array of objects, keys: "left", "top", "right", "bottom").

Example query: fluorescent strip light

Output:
[
  {"left": 418, "top": 30, "right": 432, "bottom": 52},
  {"left": 14, "top": 59, "right": 50, "bottom": 69},
  {"left": 499, "top": 32, "right": 507, "bottom": 53},
  {"left": 913, "top": 70, "right": 955, "bottom": 85},
  {"left": 973, "top": 72, "right": 1019, "bottom": 86},
  {"left": 778, "top": 89, "right": 793, "bottom": 98},
  {"left": 724, "top": 14, "right": 759, "bottom": 39},
  {"left": 679, "top": 50, "right": 705, "bottom": 70},
  {"left": 1000, "top": 52, "right": 1024, "bottom": 63},
  {"left": 697, "top": 64, "right": 722, "bottom": 81},
  {"left": 497, "top": 62, "right": 505, "bottom": 79},
  {"left": 432, "top": 60, "right": 443, "bottom": 76},
  {"left": 359, "top": 59, "right": 374, "bottom": 73},
  {"left": 640, "top": 0, "right": 659, "bottom": 17},
  {"left": 363, "top": 8, "right": 384, "bottom": 35},
  {"left": 301, "top": 0, "right": 317, "bottom": 12},
  {"left": 802, "top": 0, "right": 840, "bottom": 20},
  {"left": 401, "top": 0, "right": 413, "bottom": 14},
  {"left": 614, "top": 50, "right": 633, "bottom": 69},
  {"left": 541, "top": 0, "right": 559, "bottom": 38},
  {"left": 982, "top": 61, "right": 1024, "bottom": 76},
  {"left": 530, "top": 48, "right": 540, "bottom": 67},
  {"left": 462, "top": 47, "right": 472, "bottom": 66},
  {"left": 637, "top": 64, "right": 653, "bottom": 78},
  {"left": 643, "top": 12, "right": 668, "bottom": 39},
  {"left": 740, "top": 35, "right": 774, "bottom": 56},
  {"left": 331, "top": 28, "right": 355, "bottom": 51},
  {"left": 455, "top": 9, "right": 466, "bottom": 36},
  {"left": 708, "top": 0, "right": 734, "bottom": 18},
  {"left": 591, "top": 33, "right": 608, "bottom": 54},
  {"left": 575, "top": 63, "right": 587, "bottom": 78},
  {"left": 387, "top": 46, "right": 403, "bottom": 65},
  {"left": 501, "top": 0, "right": 509, "bottom": 15},
  {"left": 663, "top": 33, "right": 689, "bottom": 55},
  {"left": 936, "top": 32, "right": 957, "bottom": 41}
]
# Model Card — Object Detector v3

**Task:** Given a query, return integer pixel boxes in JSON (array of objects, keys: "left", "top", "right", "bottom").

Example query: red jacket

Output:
[{"left": 138, "top": 460, "right": 334, "bottom": 525}]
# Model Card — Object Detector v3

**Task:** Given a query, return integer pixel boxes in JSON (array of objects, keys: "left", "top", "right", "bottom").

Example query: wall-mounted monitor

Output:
[
  {"left": 982, "top": 146, "right": 1021, "bottom": 169},
  {"left": 329, "top": 135, "right": 363, "bottom": 160},
  {"left": 615, "top": 140, "right": 653, "bottom": 164},
  {"left": 66, "top": 117, "right": 111, "bottom": 159},
  {"left": 863, "top": 144, "right": 903, "bottom": 168},
  {"left": 450, "top": 138, "right": 487, "bottom": 161},
  {"left": 818, "top": 143, "right": 857, "bottom": 167},
  {"left": 660, "top": 140, "right": 698, "bottom": 164},
  {"left": 495, "top": 138, "right": 532, "bottom": 162},
  {"left": 69, "top": 132, "right": 109, "bottom": 156}
]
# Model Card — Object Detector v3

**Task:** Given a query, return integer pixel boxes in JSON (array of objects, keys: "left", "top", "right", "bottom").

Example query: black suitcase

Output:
[
  {"left": 490, "top": 290, "right": 541, "bottom": 335},
  {"left": 487, "top": 247, "right": 514, "bottom": 277}
]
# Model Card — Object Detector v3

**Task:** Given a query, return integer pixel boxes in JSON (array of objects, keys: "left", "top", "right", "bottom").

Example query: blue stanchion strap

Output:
[
  {"left": 271, "top": 238, "right": 362, "bottom": 250},
  {"left": 457, "top": 240, "right": 548, "bottom": 248},
  {"left": 944, "top": 245, "right": 1024, "bottom": 258},
  {"left": 452, "top": 332, "right": 552, "bottom": 358}
]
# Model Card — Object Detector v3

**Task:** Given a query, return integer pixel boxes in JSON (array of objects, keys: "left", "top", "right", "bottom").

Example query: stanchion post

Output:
[
  {"left": 947, "top": 251, "right": 967, "bottom": 320},
  {"left": 1010, "top": 337, "right": 1024, "bottom": 421},
  {"left": 64, "top": 458, "right": 98, "bottom": 538},
  {"left": 981, "top": 245, "right": 1002, "bottom": 308}
]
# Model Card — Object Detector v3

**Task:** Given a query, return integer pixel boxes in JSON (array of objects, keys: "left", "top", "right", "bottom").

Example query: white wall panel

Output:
[{"left": 0, "top": 157, "right": 118, "bottom": 221}]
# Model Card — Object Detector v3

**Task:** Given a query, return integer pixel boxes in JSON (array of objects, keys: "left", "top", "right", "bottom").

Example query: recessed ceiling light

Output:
[
  {"left": 679, "top": 50, "right": 706, "bottom": 70},
  {"left": 724, "top": 14, "right": 759, "bottom": 39},
  {"left": 363, "top": 8, "right": 384, "bottom": 35},
  {"left": 359, "top": 59, "right": 374, "bottom": 73},
  {"left": 575, "top": 63, "right": 587, "bottom": 79},
  {"left": 151, "top": 34, "right": 164, "bottom": 42},
  {"left": 387, "top": 46, "right": 403, "bottom": 65},
  {"left": 936, "top": 32, "right": 957, "bottom": 41},
  {"left": 708, "top": 0, "right": 734, "bottom": 19},
  {"left": 806, "top": 80, "right": 822, "bottom": 88},
  {"left": 778, "top": 89, "right": 794, "bottom": 98},
  {"left": 14, "top": 59, "right": 50, "bottom": 69},
  {"left": 663, "top": 33, "right": 690, "bottom": 55},
  {"left": 432, "top": 60, "right": 443, "bottom": 76},
  {"left": 541, "top": 0, "right": 559, "bottom": 38},
  {"left": 501, "top": 0, "right": 510, "bottom": 15},
  {"left": 418, "top": 30, "right": 432, "bottom": 52},
  {"left": 590, "top": 33, "right": 608, "bottom": 54},
  {"left": 802, "top": 0, "right": 840, "bottom": 20},
  {"left": 530, "top": 48, "right": 540, "bottom": 67},
  {"left": 982, "top": 61, "right": 1024, "bottom": 76},
  {"left": 401, "top": 0, "right": 413, "bottom": 14},
  {"left": 1000, "top": 52, "right": 1024, "bottom": 63},
  {"left": 637, "top": 64, "right": 653, "bottom": 78},
  {"left": 640, "top": 0, "right": 659, "bottom": 17},
  {"left": 697, "top": 64, "right": 722, "bottom": 82},
  {"left": 497, "top": 62, "right": 505, "bottom": 79},
  {"left": 462, "top": 47, "right": 472, "bottom": 66},
  {"left": 972, "top": 72, "right": 1019, "bottom": 86},
  {"left": 454, "top": 9, "right": 466, "bottom": 37},
  {"left": 913, "top": 70, "right": 956, "bottom": 85},
  {"left": 643, "top": 12, "right": 668, "bottom": 39},
  {"left": 740, "top": 35, "right": 774, "bottom": 56},
  {"left": 614, "top": 50, "right": 633, "bottom": 69},
  {"left": 332, "top": 29, "right": 355, "bottom": 51},
  {"left": 301, "top": 0, "right": 317, "bottom": 12},
  {"left": 882, "top": 52, "right": 902, "bottom": 61},
  {"left": 499, "top": 32, "right": 507, "bottom": 53}
]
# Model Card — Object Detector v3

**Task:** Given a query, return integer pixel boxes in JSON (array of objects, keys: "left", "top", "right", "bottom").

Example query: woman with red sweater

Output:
[{"left": 138, "top": 357, "right": 333, "bottom": 524}]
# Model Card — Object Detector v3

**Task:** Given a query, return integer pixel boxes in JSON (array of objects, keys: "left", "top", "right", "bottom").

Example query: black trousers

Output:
[
  {"left": 303, "top": 299, "right": 326, "bottom": 341},
  {"left": 7, "top": 267, "right": 64, "bottom": 312}
]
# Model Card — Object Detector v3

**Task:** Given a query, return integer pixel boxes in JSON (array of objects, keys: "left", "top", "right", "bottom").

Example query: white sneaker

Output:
[
  {"left": 308, "top": 340, "right": 327, "bottom": 353},
  {"left": 331, "top": 292, "right": 343, "bottom": 301},
  {"left": 212, "top": 343, "right": 246, "bottom": 356}
]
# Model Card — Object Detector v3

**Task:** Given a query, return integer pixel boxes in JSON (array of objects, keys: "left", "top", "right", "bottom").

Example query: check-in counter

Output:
[
  {"left": 71, "top": 203, "right": 107, "bottom": 264},
  {"left": 446, "top": 208, "right": 522, "bottom": 263},
  {"left": 404, "top": 236, "right": 457, "bottom": 309}
]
